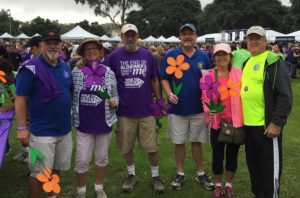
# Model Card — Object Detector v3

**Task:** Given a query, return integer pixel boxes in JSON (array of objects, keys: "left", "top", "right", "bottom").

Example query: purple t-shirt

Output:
[
  {"left": 77, "top": 65, "right": 111, "bottom": 134},
  {"left": 105, "top": 47, "right": 158, "bottom": 117}
]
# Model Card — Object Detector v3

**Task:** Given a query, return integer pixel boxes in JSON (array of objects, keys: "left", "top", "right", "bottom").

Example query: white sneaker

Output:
[
  {"left": 95, "top": 189, "right": 107, "bottom": 198},
  {"left": 76, "top": 191, "right": 86, "bottom": 198}
]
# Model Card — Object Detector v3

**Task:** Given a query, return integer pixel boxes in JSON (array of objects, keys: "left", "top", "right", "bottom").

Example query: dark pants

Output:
[
  {"left": 210, "top": 128, "right": 240, "bottom": 174},
  {"left": 245, "top": 126, "right": 282, "bottom": 198}
]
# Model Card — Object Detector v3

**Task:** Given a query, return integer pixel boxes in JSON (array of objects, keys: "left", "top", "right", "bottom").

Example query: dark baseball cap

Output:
[
  {"left": 179, "top": 23, "right": 196, "bottom": 33},
  {"left": 25, "top": 36, "right": 42, "bottom": 47},
  {"left": 41, "top": 31, "right": 62, "bottom": 42}
]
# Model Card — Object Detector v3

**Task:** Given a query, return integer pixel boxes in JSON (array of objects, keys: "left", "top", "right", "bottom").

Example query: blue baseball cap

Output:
[{"left": 179, "top": 23, "right": 196, "bottom": 33}]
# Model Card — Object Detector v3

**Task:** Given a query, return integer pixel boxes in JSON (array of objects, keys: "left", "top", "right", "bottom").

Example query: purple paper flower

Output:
[
  {"left": 150, "top": 98, "right": 171, "bottom": 117},
  {"left": 200, "top": 75, "right": 221, "bottom": 99},
  {"left": 82, "top": 60, "right": 107, "bottom": 86}
]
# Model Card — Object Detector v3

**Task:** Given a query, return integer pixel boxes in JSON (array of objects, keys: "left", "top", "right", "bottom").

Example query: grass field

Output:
[{"left": 1, "top": 78, "right": 299, "bottom": 198}]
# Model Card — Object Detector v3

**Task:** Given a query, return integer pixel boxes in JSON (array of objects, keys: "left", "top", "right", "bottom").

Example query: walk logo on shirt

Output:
[
  {"left": 63, "top": 70, "right": 70, "bottom": 79},
  {"left": 125, "top": 78, "right": 144, "bottom": 88},
  {"left": 120, "top": 60, "right": 148, "bottom": 77},
  {"left": 80, "top": 94, "right": 102, "bottom": 106},
  {"left": 253, "top": 64, "right": 261, "bottom": 71}
]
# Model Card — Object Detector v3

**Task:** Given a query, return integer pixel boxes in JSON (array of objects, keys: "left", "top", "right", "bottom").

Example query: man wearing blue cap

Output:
[{"left": 161, "top": 23, "right": 214, "bottom": 191}]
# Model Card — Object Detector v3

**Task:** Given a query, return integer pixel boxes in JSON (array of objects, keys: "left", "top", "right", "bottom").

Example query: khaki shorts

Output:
[
  {"left": 115, "top": 116, "right": 159, "bottom": 154},
  {"left": 29, "top": 132, "right": 73, "bottom": 177},
  {"left": 75, "top": 130, "right": 112, "bottom": 174},
  {"left": 168, "top": 113, "right": 209, "bottom": 144}
]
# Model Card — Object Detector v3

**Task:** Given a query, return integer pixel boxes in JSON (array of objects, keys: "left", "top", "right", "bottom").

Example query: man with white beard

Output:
[{"left": 15, "top": 31, "right": 73, "bottom": 198}]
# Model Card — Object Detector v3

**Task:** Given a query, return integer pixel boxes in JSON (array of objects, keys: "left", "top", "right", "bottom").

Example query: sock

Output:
[
  {"left": 215, "top": 183, "right": 222, "bottom": 187},
  {"left": 95, "top": 183, "right": 103, "bottom": 191},
  {"left": 151, "top": 166, "right": 159, "bottom": 177},
  {"left": 197, "top": 171, "right": 205, "bottom": 176},
  {"left": 177, "top": 171, "right": 184, "bottom": 176},
  {"left": 48, "top": 196, "right": 57, "bottom": 198},
  {"left": 225, "top": 182, "right": 232, "bottom": 188},
  {"left": 127, "top": 164, "right": 135, "bottom": 175},
  {"left": 77, "top": 186, "right": 86, "bottom": 194}
]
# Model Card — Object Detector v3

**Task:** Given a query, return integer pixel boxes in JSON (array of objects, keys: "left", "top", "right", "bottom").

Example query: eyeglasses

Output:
[{"left": 83, "top": 47, "right": 101, "bottom": 52}]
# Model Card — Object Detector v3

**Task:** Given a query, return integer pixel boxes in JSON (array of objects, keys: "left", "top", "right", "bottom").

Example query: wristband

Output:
[{"left": 17, "top": 126, "right": 28, "bottom": 131}]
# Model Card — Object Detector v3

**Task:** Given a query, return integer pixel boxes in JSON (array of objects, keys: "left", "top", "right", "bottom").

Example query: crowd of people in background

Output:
[{"left": 0, "top": 24, "right": 294, "bottom": 198}]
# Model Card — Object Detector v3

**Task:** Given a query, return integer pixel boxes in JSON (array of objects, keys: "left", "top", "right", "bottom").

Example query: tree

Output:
[
  {"left": 74, "top": 0, "right": 139, "bottom": 26},
  {"left": 75, "top": 20, "right": 106, "bottom": 35},
  {"left": 200, "top": 0, "right": 288, "bottom": 34},
  {"left": 20, "top": 17, "right": 60, "bottom": 35},
  {"left": 126, "top": 0, "right": 202, "bottom": 37},
  {"left": 0, "top": 9, "right": 22, "bottom": 35},
  {"left": 288, "top": 0, "right": 300, "bottom": 31}
]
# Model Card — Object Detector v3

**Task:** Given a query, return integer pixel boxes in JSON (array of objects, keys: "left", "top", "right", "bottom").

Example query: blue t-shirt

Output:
[
  {"left": 16, "top": 55, "right": 72, "bottom": 136},
  {"left": 161, "top": 48, "right": 211, "bottom": 116}
]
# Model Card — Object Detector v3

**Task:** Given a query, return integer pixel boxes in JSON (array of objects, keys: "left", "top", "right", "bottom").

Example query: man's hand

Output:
[
  {"left": 17, "top": 129, "right": 30, "bottom": 145},
  {"left": 168, "top": 92, "right": 178, "bottom": 104},
  {"left": 264, "top": 122, "right": 282, "bottom": 138}
]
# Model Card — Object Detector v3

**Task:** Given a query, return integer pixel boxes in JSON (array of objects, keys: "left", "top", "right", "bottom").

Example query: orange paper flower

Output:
[
  {"left": 166, "top": 55, "right": 190, "bottom": 79},
  {"left": 218, "top": 78, "right": 241, "bottom": 100},
  {"left": 0, "top": 71, "right": 7, "bottom": 83},
  {"left": 36, "top": 167, "right": 61, "bottom": 194}
]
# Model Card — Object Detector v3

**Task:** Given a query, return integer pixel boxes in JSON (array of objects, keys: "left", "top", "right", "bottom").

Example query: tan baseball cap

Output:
[
  {"left": 246, "top": 26, "right": 266, "bottom": 37},
  {"left": 121, "top": 24, "right": 138, "bottom": 34}
]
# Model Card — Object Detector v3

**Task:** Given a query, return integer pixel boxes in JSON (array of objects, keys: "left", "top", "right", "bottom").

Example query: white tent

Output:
[
  {"left": 142, "top": 35, "right": 157, "bottom": 42},
  {"left": 15, "top": 33, "right": 30, "bottom": 39},
  {"left": 109, "top": 35, "right": 121, "bottom": 42},
  {"left": 31, "top": 33, "right": 40, "bottom": 37},
  {"left": 99, "top": 35, "right": 111, "bottom": 41},
  {"left": 156, "top": 36, "right": 166, "bottom": 43},
  {"left": 197, "top": 33, "right": 221, "bottom": 43},
  {"left": 287, "top": 30, "right": 300, "bottom": 42},
  {"left": 266, "top": 30, "right": 286, "bottom": 42},
  {"left": 165, "top": 36, "right": 180, "bottom": 43},
  {"left": 61, "top": 25, "right": 100, "bottom": 40},
  {"left": 0, "top": 32, "right": 14, "bottom": 39}
]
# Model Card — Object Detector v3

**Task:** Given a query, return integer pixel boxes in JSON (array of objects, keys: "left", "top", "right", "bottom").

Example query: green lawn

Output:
[{"left": 1, "top": 78, "right": 300, "bottom": 198}]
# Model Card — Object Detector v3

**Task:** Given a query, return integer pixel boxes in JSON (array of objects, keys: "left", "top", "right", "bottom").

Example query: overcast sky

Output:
[{"left": 1, "top": 0, "right": 292, "bottom": 24}]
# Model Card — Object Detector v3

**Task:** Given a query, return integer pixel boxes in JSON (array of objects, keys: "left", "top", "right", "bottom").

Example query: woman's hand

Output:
[
  {"left": 208, "top": 110, "right": 217, "bottom": 119},
  {"left": 168, "top": 92, "right": 178, "bottom": 104},
  {"left": 108, "top": 98, "right": 117, "bottom": 108}
]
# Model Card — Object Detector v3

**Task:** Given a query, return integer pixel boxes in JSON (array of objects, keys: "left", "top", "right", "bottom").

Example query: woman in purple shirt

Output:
[{"left": 72, "top": 39, "right": 118, "bottom": 198}]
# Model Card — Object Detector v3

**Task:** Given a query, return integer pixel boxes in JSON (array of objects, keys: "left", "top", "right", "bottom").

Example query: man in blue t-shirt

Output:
[
  {"left": 15, "top": 31, "right": 72, "bottom": 198},
  {"left": 161, "top": 23, "right": 214, "bottom": 191}
]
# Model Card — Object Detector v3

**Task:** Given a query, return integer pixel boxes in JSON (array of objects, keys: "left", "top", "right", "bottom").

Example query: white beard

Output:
[{"left": 46, "top": 51, "right": 59, "bottom": 62}]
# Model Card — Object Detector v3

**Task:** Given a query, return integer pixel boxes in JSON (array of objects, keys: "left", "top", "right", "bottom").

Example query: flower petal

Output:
[
  {"left": 200, "top": 82, "right": 209, "bottom": 90},
  {"left": 213, "top": 90, "right": 221, "bottom": 98},
  {"left": 179, "top": 62, "right": 190, "bottom": 71},
  {"left": 176, "top": 55, "right": 185, "bottom": 65},
  {"left": 43, "top": 167, "right": 52, "bottom": 179},
  {"left": 206, "top": 89, "right": 213, "bottom": 99},
  {"left": 0, "top": 76, "right": 7, "bottom": 83},
  {"left": 52, "top": 174, "right": 60, "bottom": 183},
  {"left": 220, "top": 91, "right": 229, "bottom": 101},
  {"left": 36, "top": 173, "right": 49, "bottom": 183},
  {"left": 0, "top": 71, "right": 5, "bottom": 76},
  {"left": 227, "top": 78, "right": 233, "bottom": 87},
  {"left": 211, "top": 81, "right": 220, "bottom": 89},
  {"left": 167, "top": 57, "right": 176, "bottom": 66},
  {"left": 204, "top": 75, "right": 212, "bottom": 85},
  {"left": 174, "top": 68, "right": 183, "bottom": 79},
  {"left": 43, "top": 182, "right": 53, "bottom": 193},
  {"left": 52, "top": 181, "right": 61, "bottom": 194},
  {"left": 229, "top": 90, "right": 238, "bottom": 97},
  {"left": 230, "top": 82, "right": 241, "bottom": 89},
  {"left": 166, "top": 66, "right": 176, "bottom": 74}
]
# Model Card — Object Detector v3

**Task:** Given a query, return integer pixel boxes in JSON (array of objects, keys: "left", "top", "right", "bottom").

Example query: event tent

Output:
[
  {"left": 142, "top": 35, "right": 157, "bottom": 42},
  {"left": 266, "top": 30, "right": 286, "bottom": 42},
  {"left": 0, "top": 32, "right": 14, "bottom": 39},
  {"left": 61, "top": 25, "right": 100, "bottom": 40},
  {"left": 100, "top": 35, "right": 111, "bottom": 41},
  {"left": 31, "top": 33, "right": 40, "bottom": 37},
  {"left": 165, "top": 36, "right": 180, "bottom": 43},
  {"left": 15, "top": 33, "right": 30, "bottom": 39},
  {"left": 197, "top": 33, "right": 222, "bottom": 43},
  {"left": 156, "top": 36, "right": 167, "bottom": 43},
  {"left": 109, "top": 35, "right": 121, "bottom": 42}
]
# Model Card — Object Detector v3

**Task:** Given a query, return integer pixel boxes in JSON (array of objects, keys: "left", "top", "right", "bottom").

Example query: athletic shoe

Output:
[
  {"left": 151, "top": 176, "right": 165, "bottom": 193},
  {"left": 212, "top": 186, "right": 223, "bottom": 198},
  {"left": 122, "top": 174, "right": 138, "bottom": 192},
  {"left": 224, "top": 186, "right": 234, "bottom": 198},
  {"left": 171, "top": 174, "right": 185, "bottom": 190},
  {"left": 95, "top": 189, "right": 107, "bottom": 198},
  {"left": 196, "top": 173, "right": 215, "bottom": 191}
]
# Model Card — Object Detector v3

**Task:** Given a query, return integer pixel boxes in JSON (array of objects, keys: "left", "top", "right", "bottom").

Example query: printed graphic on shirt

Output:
[
  {"left": 80, "top": 94, "right": 102, "bottom": 106},
  {"left": 120, "top": 60, "right": 147, "bottom": 88},
  {"left": 63, "top": 70, "right": 70, "bottom": 79},
  {"left": 253, "top": 64, "right": 261, "bottom": 71}
]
